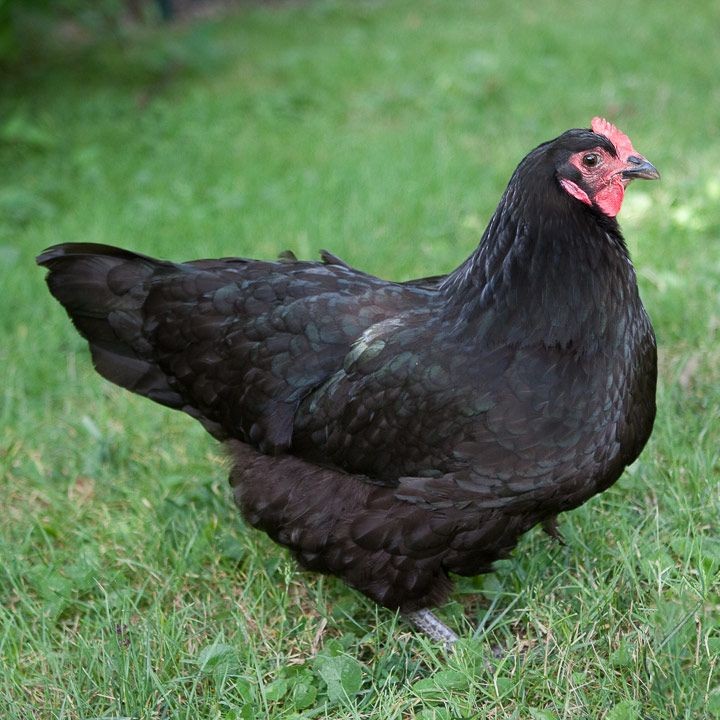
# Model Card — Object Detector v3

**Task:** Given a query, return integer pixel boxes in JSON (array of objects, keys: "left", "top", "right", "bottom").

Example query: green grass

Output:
[{"left": 1, "top": 1, "right": 719, "bottom": 717}]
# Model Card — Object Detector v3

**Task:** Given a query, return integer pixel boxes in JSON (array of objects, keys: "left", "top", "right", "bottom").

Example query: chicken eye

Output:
[{"left": 582, "top": 153, "right": 601, "bottom": 168}]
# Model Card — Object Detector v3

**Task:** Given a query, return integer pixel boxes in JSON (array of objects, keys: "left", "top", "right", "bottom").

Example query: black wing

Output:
[{"left": 38, "top": 243, "right": 435, "bottom": 452}]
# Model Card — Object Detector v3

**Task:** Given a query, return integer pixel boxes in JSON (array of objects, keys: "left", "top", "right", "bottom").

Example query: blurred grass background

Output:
[{"left": 1, "top": 1, "right": 719, "bottom": 718}]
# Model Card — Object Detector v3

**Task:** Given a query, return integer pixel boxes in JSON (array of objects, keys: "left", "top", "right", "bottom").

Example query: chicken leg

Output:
[{"left": 405, "top": 609, "right": 459, "bottom": 646}]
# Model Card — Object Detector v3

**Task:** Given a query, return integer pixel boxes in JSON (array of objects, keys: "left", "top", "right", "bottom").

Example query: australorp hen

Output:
[{"left": 38, "top": 118, "right": 659, "bottom": 643}]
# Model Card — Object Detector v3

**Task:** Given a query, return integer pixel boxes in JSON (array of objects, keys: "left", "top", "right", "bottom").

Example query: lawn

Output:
[{"left": 1, "top": 1, "right": 719, "bottom": 718}]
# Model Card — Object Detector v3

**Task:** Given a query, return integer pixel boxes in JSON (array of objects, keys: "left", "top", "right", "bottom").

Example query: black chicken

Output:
[{"left": 37, "top": 118, "right": 659, "bottom": 643}]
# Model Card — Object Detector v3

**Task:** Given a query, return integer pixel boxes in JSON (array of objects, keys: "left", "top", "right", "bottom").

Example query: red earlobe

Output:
[{"left": 559, "top": 178, "right": 592, "bottom": 206}]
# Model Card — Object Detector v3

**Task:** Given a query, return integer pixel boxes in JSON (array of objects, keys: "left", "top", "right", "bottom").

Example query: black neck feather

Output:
[{"left": 440, "top": 170, "right": 640, "bottom": 351}]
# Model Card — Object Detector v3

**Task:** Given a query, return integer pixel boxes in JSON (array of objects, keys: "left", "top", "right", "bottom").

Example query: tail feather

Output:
[{"left": 37, "top": 243, "right": 188, "bottom": 413}]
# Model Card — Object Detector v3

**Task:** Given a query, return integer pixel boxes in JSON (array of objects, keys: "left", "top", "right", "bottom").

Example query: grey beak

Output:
[{"left": 622, "top": 155, "right": 660, "bottom": 180}]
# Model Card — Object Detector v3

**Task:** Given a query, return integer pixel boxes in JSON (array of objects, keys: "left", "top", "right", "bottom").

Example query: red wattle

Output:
[{"left": 593, "top": 181, "right": 625, "bottom": 217}]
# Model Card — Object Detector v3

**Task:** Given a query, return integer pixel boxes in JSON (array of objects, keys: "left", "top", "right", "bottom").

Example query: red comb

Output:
[{"left": 591, "top": 117, "right": 636, "bottom": 158}]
